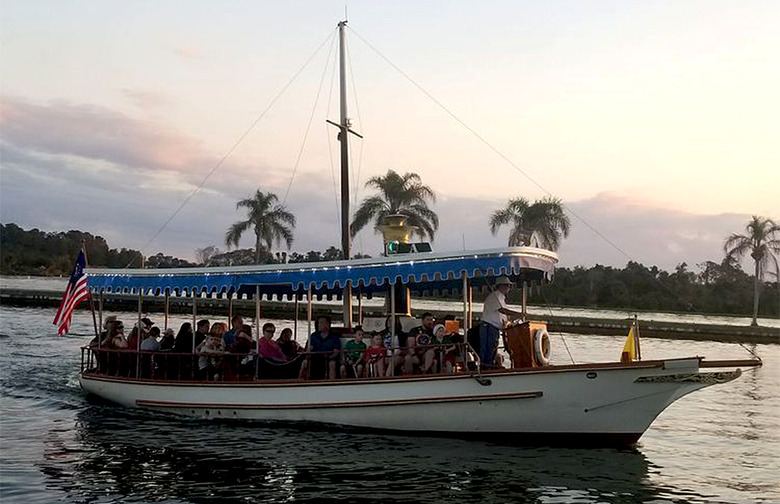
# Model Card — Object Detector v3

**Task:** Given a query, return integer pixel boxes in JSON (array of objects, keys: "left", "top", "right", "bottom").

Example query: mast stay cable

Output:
[
  {"left": 346, "top": 36, "right": 365, "bottom": 206},
  {"left": 324, "top": 43, "right": 343, "bottom": 227},
  {"left": 125, "top": 29, "right": 337, "bottom": 267},
  {"left": 282, "top": 31, "right": 338, "bottom": 205},
  {"left": 347, "top": 26, "right": 632, "bottom": 264},
  {"left": 347, "top": 26, "right": 700, "bottom": 312}
]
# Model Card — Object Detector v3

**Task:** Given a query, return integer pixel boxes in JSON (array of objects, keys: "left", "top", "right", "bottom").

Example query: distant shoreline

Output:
[{"left": 2, "top": 286, "right": 777, "bottom": 345}]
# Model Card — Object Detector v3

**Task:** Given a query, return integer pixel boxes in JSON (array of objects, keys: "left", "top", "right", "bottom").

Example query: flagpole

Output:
[
  {"left": 634, "top": 315, "right": 642, "bottom": 361},
  {"left": 82, "top": 241, "right": 100, "bottom": 340}
]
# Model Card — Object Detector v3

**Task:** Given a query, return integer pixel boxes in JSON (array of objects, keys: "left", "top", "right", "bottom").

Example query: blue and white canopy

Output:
[{"left": 87, "top": 247, "right": 558, "bottom": 299}]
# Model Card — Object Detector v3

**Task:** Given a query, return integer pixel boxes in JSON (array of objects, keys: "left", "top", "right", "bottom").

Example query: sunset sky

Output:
[{"left": 1, "top": 1, "right": 778, "bottom": 270}]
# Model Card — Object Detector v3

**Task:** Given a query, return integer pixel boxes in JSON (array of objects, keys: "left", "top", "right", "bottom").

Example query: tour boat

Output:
[{"left": 78, "top": 21, "right": 760, "bottom": 446}]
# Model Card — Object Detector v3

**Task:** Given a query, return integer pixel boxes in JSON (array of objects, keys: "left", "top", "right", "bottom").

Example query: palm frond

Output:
[
  {"left": 225, "top": 220, "right": 251, "bottom": 248},
  {"left": 351, "top": 196, "right": 390, "bottom": 237}
]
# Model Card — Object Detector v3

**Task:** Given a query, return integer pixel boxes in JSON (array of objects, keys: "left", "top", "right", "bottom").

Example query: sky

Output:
[{"left": 1, "top": 0, "right": 778, "bottom": 271}]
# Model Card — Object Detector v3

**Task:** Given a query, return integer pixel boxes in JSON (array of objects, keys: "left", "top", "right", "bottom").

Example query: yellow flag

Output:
[{"left": 621, "top": 326, "right": 637, "bottom": 362}]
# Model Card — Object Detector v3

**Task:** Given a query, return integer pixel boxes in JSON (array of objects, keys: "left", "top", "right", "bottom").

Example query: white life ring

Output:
[{"left": 533, "top": 328, "right": 551, "bottom": 366}]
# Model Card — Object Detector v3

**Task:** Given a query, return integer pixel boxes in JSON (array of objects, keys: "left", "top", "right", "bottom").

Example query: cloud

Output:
[
  {"left": 172, "top": 46, "right": 204, "bottom": 60},
  {"left": 556, "top": 192, "right": 755, "bottom": 270},
  {"left": 121, "top": 89, "right": 169, "bottom": 110},
  {"left": 0, "top": 96, "right": 766, "bottom": 271},
  {"left": 1, "top": 96, "right": 205, "bottom": 173},
  {"left": 0, "top": 96, "right": 348, "bottom": 259}
]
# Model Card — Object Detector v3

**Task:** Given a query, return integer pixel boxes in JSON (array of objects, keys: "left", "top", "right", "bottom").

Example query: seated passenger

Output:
[
  {"left": 382, "top": 316, "right": 410, "bottom": 376},
  {"left": 422, "top": 324, "right": 455, "bottom": 374},
  {"left": 226, "top": 324, "right": 255, "bottom": 380},
  {"left": 94, "top": 315, "right": 117, "bottom": 347},
  {"left": 172, "top": 323, "right": 195, "bottom": 379},
  {"left": 99, "top": 319, "right": 125, "bottom": 375},
  {"left": 105, "top": 321, "right": 128, "bottom": 349},
  {"left": 418, "top": 313, "right": 436, "bottom": 339},
  {"left": 127, "top": 317, "right": 153, "bottom": 352},
  {"left": 141, "top": 326, "right": 161, "bottom": 352},
  {"left": 194, "top": 319, "right": 210, "bottom": 349},
  {"left": 223, "top": 315, "right": 243, "bottom": 348},
  {"left": 172, "top": 323, "right": 194, "bottom": 353},
  {"left": 230, "top": 324, "right": 255, "bottom": 354},
  {"left": 139, "top": 326, "right": 160, "bottom": 378},
  {"left": 340, "top": 325, "right": 366, "bottom": 378},
  {"left": 365, "top": 333, "right": 387, "bottom": 377},
  {"left": 196, "top": 329, "right": 226, "bottom": 381},
  {"left": 258, "top": 323, "right": 287, "bottom": 362},
  {"left": 300, "top": 315, "right": 340, "bottom": 380},
  {"left": 403, "top": 334, "right": 422, "bottom": 374},
  {"left": 277, "top": 328, "right": 302, "bottom": 359},
  {"left": 158, "top": 328, "right": 174, "bottom": 349}
]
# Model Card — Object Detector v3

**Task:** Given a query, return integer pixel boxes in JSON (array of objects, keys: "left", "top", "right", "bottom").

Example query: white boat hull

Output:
[{"left": 79, "top": 357, "right": 740, "bottom": 445}]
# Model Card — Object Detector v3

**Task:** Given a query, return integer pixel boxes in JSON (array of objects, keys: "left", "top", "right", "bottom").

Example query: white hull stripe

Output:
[{"left": 136, "top": 391, "right": 543, "bottom": 410}]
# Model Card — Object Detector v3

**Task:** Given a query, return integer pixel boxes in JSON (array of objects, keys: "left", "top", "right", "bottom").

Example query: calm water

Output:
[{"left": 0, "top": 305, "right": 778, "bottom": 503}]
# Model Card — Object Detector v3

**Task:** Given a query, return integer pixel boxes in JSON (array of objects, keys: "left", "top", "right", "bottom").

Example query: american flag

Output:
[{"left": 53, "top": 251, "right": 90, "bottom": 336}]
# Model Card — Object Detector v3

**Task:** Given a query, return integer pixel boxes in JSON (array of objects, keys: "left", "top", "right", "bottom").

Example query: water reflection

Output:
[{"left": 35, "top": 406, "right": 698, "bottom": 504}]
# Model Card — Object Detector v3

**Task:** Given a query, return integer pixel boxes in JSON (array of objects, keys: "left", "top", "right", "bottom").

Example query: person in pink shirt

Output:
[{"left": 258, "top": 323, "right": 288, "bottom": 362}]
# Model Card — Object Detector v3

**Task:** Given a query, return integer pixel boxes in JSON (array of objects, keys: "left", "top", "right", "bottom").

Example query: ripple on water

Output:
[{"left": 1, "top": 305, "right": 779, "bottom": 503}]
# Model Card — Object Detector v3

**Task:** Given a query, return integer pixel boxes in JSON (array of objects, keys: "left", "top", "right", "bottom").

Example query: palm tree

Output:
[
  {"left": 225, "top": 190, "right": 296, "bottom": 263},
  {"left": 350, "top": 170, "right": 439, "bottom": 240},
  {"left": 724, "top": 215, "right": 780, "bottom": 326},
  {"left": 489, "top": 196, "right": 571, "bottom": 250}
]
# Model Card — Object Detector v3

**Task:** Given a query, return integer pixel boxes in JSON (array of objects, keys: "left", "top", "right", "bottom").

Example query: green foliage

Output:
[
  {"left": 225, "top": 189, "right": 296, "bottom": 264},
  {"left": 350, "top": 170, "right": 439, "bottom": 241},
  {"left": 723, "top": 215, "right": 780, "bottom": 325},
  {"left": 490, "top": 196, "right": 571, "bottom": 250},
  {"left": 0, "top": 223, "right": 190, "bottom": 274},
  {"left": 536, "top": 259, "right": 777, "bottom": 317}
]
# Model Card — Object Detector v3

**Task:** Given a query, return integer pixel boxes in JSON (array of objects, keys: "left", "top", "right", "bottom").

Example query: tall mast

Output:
[{"left": 338, "top": 20, "right": 352, "bottom": 326}]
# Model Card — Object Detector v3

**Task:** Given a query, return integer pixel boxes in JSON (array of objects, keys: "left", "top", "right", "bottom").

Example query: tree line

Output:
[{"left": 2, "top": 168, "right": 777, "bottom": 321}]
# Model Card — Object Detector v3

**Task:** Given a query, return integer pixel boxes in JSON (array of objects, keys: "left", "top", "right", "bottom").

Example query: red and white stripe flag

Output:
[{"left": 53, "top": 251, "right": 89, "bottom": 336}]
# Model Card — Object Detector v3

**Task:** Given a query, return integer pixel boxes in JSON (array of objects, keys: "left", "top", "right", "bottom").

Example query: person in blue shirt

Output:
[
  {"left": 223, "top": 314, "right": 243, "bottom": 348},
  {"left": 306, "top": 315, "right": 341, "bottom": 380}
]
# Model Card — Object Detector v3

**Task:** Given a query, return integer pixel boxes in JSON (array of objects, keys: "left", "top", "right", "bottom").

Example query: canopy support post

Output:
[
  {"left": 357, "top": 289, "right": 363, "bottom": 326},
  {"left": 192, "top": 291, "right": 197, "bottom": 356},
  {"left": 522, "top": 281, "right": 528, "bottom": 321},
  {"left": 468, "top": 286, "right": 474, "bottom": 330},
  {"left": 255, "top": 286, "right": 261, "bottom": 354},
  {"left": 294, "top": 294, "right": 299, "bottom": 339},
  {"left": 307, "top": 286, "right": 313, "bottom": 342},
  {"left": 228, "top": 292, "right": 233, "bottom": 331},
  {"left": 390, "top": 284, "right": 396, "bottom": 377},
  {"left": 164, "top": 290, "right": 169, "bottom": 331},
  {"left": 98, "top": 290, "right": 103, "bottom": 349},
  {"left": 462, "top": 273, "right": 468, "bottom": 334},
  {"left": 137, "top": 289, "right": 143, "bottom": 377}
]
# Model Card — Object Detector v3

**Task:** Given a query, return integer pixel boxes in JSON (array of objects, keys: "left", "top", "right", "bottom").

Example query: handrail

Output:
[{"left": 80, "top": 342, "right": 473, "bottom": 383}]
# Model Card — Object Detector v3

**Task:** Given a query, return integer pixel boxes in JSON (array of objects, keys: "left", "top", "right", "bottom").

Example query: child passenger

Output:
[
  {"left": 196, "top": 330, "right": 226, "bottom": 381},
  {"left": 341, "top": 326, "right": 367, "bottom": 378},
  {"left": 364, "top": 333, "right": 386, "bottom": 378},
  {"left": 433, "top": 324, "right": 457, "bottom": 374}
]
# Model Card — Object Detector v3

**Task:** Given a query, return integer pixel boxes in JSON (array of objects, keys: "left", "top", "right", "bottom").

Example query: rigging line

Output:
[
  {"left": 282, "top": 30, "right": 338, "bottom": 205},
  {"left": 540, "top": 289, "right": 576, "bottom": 364},
  {"left": 346, "top": 36, "right": 365, "bottom": 205},
  {"left": 124, "top": 29, "right": 337, "bottom": 268},
  {"left": 324, "top": 43, "right": 341, "bottom": 226},
  {"left": 348, "top": 26, "right": 695, "bottom": 309},
  {"left": 347, "top": 27, "right": 638, "bottom": 263}
]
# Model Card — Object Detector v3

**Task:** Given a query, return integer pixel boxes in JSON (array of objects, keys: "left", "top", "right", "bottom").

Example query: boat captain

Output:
[{"left": 480, "top": 276, "right": 524, "bottom": 368}]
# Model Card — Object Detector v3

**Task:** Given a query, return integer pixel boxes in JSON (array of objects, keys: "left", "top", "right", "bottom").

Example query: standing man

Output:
[{"left": 479, "top": 276, "right": 523, "bottom": 369}]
